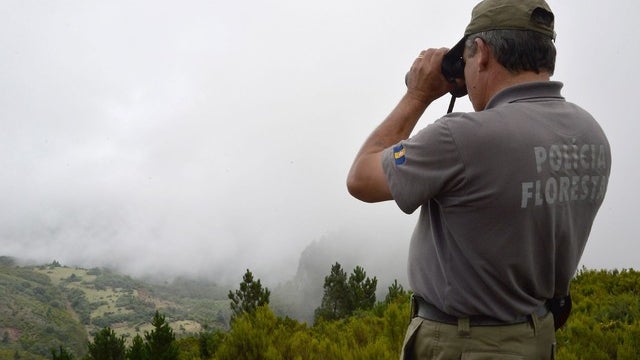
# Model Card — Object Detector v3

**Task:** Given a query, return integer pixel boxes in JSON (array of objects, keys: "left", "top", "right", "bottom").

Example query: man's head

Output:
[{"left": 444, "top": 0, "right": 557, "bottom": 110}]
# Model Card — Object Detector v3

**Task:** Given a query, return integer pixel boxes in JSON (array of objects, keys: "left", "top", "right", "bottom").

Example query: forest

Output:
[{"left": 1, "top": 258, "right": 639, "bottom": 359}]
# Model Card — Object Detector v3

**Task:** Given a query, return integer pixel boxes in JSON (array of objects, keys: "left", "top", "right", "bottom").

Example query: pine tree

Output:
[
  {"left": 315, "top": 263, "right": 378, "bottom": 322},
  {"left": 197, "top": 330, "right": 225, "bottom": 359},
  {"left": 144, "top": 311, "right": 179, "bottom": 360},
  {"left": 228, "top": 269, "right": 271, "bottom": 321},
  {"left": 126, "top": 334, "right": 145, "bottom": 360},
  {"left": 348, "top": 265, "right": 377, "bottom": 312},
  {"left": 86, "top": 327, "right": 126, "bottom": 360},
  {"left": 198, "top": 332, "right": 211, "bottom": 360},
  {"left": 384, "top": 279, "right": 407, "bottom": 304},
  {"left": 51, "top": 346, "right": 75, "bottom": 360},
  {"left": 314, "top": 262, "right": 350, "bottom": 321}
]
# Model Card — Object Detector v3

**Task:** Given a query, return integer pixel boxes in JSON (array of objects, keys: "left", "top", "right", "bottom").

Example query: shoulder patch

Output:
[{"left": 393, "top": 144, "right": 406, "bottom": 165}]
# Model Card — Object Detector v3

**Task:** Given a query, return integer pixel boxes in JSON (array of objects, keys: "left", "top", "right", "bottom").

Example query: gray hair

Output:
[{"left": 464, "top": 29, "right": 557, "bottom": 75}]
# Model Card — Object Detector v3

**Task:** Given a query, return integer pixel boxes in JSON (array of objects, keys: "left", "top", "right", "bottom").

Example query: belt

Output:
[{"left": 412, "top": 296, "right": 549, "bottom": 326}]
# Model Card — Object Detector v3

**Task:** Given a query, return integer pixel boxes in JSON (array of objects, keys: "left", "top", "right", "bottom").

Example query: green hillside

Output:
[
  {"left": 2, "top": 255, "right": 639, "bottom": 359},
  {"left": 0, "top": 259, "right": 87, "bottom": 358},
  {"left": 0, "top": 257, "right": 229, "bottom": 358}
]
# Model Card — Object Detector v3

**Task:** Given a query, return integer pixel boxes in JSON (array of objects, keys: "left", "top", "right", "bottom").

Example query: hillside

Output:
[
  {"left": 2, "top": 255, "right": 639, "bottom": 359},
  {"left": 0, "top": 258, "right": 87, "bottom": 358},
  {"left": 0, "top": 257, "right": 230, "bottom": 359}
]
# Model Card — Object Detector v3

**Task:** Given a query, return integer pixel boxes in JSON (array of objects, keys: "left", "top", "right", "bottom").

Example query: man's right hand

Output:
[{"left": 404, "top": 48, "right": 458, "bottom": 104}]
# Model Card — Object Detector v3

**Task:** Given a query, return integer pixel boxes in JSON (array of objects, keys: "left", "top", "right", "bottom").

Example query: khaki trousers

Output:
[{"left": 400, "top": 312, "right": 556, "bottom": 359}]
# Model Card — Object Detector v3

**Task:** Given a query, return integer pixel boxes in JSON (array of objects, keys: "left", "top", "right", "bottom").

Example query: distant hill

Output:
[{"left": 0, "top": 256, "right": 230, "bottom": 359}]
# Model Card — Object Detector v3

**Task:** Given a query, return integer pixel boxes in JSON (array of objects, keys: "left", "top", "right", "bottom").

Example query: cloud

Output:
[{"left": 0, "top": 0, "right": 638, "bottom": 288}]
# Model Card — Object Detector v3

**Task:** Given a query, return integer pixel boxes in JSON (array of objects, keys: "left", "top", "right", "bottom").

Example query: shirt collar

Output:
[{"left": 485, "top": 81, "right": 565, "bottom": 110}]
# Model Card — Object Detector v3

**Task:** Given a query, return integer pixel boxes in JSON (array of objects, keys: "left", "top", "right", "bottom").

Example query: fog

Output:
[{"left": 1, "top": 0, "right": 638, "bottom": 289}]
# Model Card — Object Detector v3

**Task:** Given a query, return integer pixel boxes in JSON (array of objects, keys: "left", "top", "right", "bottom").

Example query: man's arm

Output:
[{"left": 346, "top": 48, "right": 454, "bottom": 202}]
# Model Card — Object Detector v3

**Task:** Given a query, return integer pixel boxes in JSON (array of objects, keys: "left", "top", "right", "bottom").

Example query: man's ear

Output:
[{"left": 475, "top": 37, "right": 491, "bottom": 71}]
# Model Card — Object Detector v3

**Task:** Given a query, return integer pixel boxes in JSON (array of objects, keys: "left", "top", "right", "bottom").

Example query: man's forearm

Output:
[
  {"left": 355, "top": 93, "right": 431, "bottom": 157},
  {"left": 346, "top": 93, "right": 431, "bottom": 202},
  {"left": 346, "top": 48, "right": 453, "bottom": 202}
]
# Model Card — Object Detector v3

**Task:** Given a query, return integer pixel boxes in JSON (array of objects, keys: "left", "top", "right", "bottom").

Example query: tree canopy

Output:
[
  {"left": 143, "top": 311, "right": 179, "bottom": 360},
  {"left": 314, "top": 263, "right": 378, "bottom": 322},
  {"left": 86, "top": 327, "right": 125, "bottom": 360},
  {"left": 227, "top": 269, "right": 271, "bottom": 321}
]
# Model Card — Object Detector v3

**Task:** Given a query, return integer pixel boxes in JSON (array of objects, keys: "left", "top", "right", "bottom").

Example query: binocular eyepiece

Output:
[{"left": 441, "top": 52, "right": 467, "bottom": 98}]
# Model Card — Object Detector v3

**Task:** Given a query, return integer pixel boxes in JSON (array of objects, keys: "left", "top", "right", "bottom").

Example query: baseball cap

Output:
[{"left": 445, "top": 0, "right": 556, "bottom": 68}]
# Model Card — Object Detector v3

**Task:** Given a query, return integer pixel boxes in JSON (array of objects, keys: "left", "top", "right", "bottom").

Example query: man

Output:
[{"left": 346, "top": 0, "right": 611, "bottom": 358}]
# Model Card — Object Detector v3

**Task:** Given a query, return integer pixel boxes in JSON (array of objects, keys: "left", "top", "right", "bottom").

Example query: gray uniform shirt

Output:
[{"left": 382, "top": 81, "right": 611, "bottom": 321}]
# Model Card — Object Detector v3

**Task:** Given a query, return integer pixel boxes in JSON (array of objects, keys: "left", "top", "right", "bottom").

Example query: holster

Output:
[{"left": 548, "top": 293, "right": 572, "bottom": 330}]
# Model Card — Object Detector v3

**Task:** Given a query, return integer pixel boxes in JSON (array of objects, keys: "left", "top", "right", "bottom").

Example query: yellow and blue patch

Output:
[{"left": 393, "top": 144, "right": 406, "bottom": 165}]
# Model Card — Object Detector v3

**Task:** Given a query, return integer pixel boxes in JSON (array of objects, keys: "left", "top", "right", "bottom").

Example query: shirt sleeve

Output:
[{"left": 381, "top": 117, "right": 466, "bottom": 214}]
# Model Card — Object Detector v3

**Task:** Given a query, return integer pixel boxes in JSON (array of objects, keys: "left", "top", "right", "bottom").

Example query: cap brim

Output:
[
  {"left": 441, "top": 36, "right": 466, "bottom": 82},
  {"left": 446, "top": 37, "right": 466, "bottom": 63},
  {"left": 441, "top": 37, "right": 468, "bottom": 98}
]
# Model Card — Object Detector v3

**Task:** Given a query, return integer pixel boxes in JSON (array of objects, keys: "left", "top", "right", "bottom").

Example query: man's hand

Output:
[
  {"left": 405, "top": 48, "right": 456, "bottom": 104},
  {"left": 347, "top": 48, "right": 452, "bottom": 203}
]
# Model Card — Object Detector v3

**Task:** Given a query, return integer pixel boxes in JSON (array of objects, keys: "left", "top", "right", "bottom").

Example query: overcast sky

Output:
[{"left": 1, "top": 0, "right": 637, "bottom": 285}]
